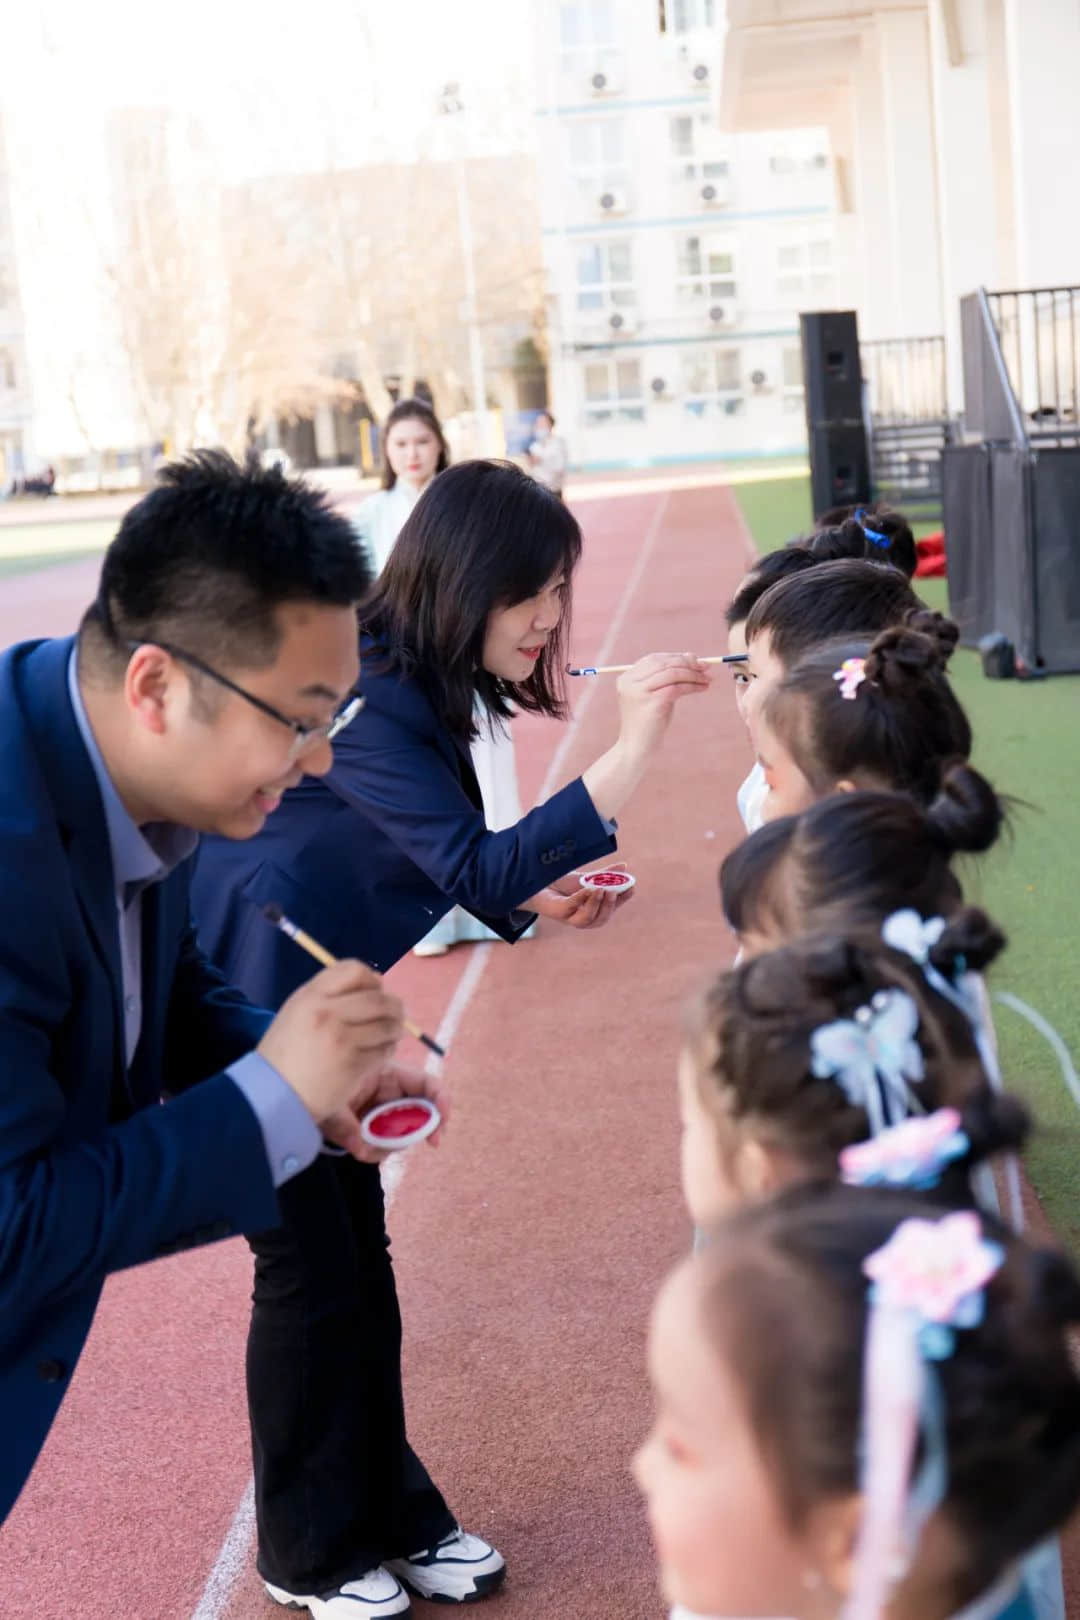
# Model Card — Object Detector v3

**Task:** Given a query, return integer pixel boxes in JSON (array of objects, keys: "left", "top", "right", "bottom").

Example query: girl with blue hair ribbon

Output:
[{"left": 637, "top": 1183, "right": 1080, "bottom": 1620}]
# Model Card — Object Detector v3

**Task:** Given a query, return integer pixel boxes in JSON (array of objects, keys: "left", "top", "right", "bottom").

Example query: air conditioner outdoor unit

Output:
[
  {"left": 708, "top": 302, "right": 737, "bottom": 327},
  {"left": 650, "top": 376, "right": 672, "bottom": 400},
  {"left": 597, "top": 188, "right": 628, "bottom": 216},
  {"left": 700, "top": 181, "right": 727, "bottom": 208},
  {"left": 587, "top": 67, "right": 621, "bottom": 97},
  {"left": 689, "top": 61, "right": 710, "bottom": 88},
  {"left": 607, "top": 310, "right": 637, "bottom": 337}
]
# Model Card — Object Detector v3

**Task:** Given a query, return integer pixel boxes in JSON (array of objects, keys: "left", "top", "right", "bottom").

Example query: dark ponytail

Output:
[{"left": 926, "top": 762, "right": 1005, "bottom": 855}]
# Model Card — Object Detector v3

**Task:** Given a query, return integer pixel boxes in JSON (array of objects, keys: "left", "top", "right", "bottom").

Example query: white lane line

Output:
[
  {"left": 724, "top": 481, "right": 763, "bottom": 569},
  {"left": 188, "top": 486, "right": 671, "bottom": 1620},
  {"left": 189, "top": 1480, "right": 254, "bottom": 1620}
]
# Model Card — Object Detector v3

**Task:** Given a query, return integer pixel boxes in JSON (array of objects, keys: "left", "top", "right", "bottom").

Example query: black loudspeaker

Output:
[
  {"left": 800, "top": 311, "right": 864, "bottom": 423},
  {"left": 808, "top": 424, "right": 871, "bottom": 516}
]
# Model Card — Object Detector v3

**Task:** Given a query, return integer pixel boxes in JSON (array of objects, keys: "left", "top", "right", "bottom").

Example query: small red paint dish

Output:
[
  {"left": 579, "top": 869, "right": 636, "bottom": 893},
  {"left": 360, "top": 1097, "right": 441, "bottom": 1151}
]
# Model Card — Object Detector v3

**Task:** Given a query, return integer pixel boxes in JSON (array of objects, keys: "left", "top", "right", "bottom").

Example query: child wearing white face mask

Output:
[{"left": 725, "top": 556, "right": 921, "bottom": 834}]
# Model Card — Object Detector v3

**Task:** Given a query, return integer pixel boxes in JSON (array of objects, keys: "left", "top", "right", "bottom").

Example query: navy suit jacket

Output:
[
  {"left": 192, "top": 645, "right": 617, "bottom": 1007},
  {"left": 0, "top": 637, "right": 281, "bottom": 1523}
]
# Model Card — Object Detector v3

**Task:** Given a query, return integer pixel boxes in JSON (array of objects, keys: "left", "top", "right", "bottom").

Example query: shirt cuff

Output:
[{"left": 228, "top": 1051, "right": 322, "bottom": 1188}]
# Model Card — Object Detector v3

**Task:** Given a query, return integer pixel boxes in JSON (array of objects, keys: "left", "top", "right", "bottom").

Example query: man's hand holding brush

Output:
[{"left": 255, "top": 959, "right": 446, "bottom": 1161}]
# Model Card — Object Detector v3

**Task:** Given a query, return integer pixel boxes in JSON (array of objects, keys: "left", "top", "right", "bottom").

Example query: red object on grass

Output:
[{"left": 915, "top": 532, "right": 946, "bottom": 579}]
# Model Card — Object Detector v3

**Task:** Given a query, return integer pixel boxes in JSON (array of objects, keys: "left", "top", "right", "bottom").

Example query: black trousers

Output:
[{"left": 246, "top": 1153, "right": 455, "bottom": 1592}]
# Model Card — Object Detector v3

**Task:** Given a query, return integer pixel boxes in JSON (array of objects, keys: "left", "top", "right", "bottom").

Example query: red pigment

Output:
[
  {"left": 583, "top": 872, "right": 632, "bottom": 888},
  {"left": 367, "top": 1103, "right": 433, "bottom": 1140}
]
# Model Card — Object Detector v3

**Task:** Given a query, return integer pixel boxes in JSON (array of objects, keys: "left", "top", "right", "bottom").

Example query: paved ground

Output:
[{"left": 0, "top": 476, "right": 1074, "bottom": 1620}]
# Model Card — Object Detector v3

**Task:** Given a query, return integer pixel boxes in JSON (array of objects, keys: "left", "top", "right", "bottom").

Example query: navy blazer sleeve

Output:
[
  {"left": 0, "top": 875, "right": 279, "bottom": 1358},
  {"left": 325, "top": 679, "right": 617, "bottom": 918}
]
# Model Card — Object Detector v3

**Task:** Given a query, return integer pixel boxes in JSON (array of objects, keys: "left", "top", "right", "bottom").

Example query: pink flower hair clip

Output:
[
  {"left": 840, "top": 1109, "right": 970, "bottom": 1191},
  {"left": 833, "top": 656, "right": 868, "bottom": 700},
  {"left": 846, "top": 1212, "right": 1005, "bottom": 1620},
  {"left": 863, "top": 1210, "right": 1005, "bottom": 1360}
]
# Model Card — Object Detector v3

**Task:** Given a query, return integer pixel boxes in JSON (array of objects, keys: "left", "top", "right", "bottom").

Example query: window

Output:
[
  {"left": 670, "top": 0, "right": 715, "bottom": 30},
  {"left": 669, "top": 113, "right": 729, "bottom": 183},
  {"left": 582, "top": 356, "right": 645, "bottom": 423},
  {"left": 567, "top": 117, "right": 628, "bottom": 202},
  {"left": 561, "top": 0, "right": 616, "bottom": 47},
  {"left": 675, "top": 233, "right": 736, "bottom": 304},
  {"left": 681, "top": 345, "right": 743, "bottom": 416},
  {"left": 560, "top": 0, "right": 618, "bottom": 67},
  {"left": 782, "top": 344, "right": 805, "bottom": 413},
  {"left": 775, "top": 232, "right": 833, "bottom": 304},
  {"left": 0, "top": 265, "right": 10, "bottom": 309},
  {"left": 769, "top": 139, "right": 830, "bottom": 175},
  {"left": 0, "top": 348, "right": 15, "bottom": 390},
  {"left": 576, "top": 238, "right": 636, "bottom": 313}
]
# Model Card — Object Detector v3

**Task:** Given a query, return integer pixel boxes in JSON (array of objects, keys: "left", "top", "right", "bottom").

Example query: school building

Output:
[{"left": 534, "top": 0, "right": 859, "bottom": 469}]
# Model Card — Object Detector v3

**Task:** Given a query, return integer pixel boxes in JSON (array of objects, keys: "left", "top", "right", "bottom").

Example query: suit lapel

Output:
[{"left": 20, "top": 638, "right": 126, "bottom": 1096}]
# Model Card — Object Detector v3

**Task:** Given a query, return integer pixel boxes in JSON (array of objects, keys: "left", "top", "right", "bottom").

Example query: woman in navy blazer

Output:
[{"left": 190, "top": 461, "right": 711, "bottom": 1615}]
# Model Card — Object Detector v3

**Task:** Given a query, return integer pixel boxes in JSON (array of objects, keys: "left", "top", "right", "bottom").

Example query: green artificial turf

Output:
[{"left": 735, "top": 473, "right": 1080, "bottom": 1250}]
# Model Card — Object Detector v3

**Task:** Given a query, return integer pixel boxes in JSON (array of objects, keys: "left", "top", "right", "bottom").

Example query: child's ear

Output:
[
  {"left": 835, "top": 778, "right": 859, "bottom": 795},
  {"left": 804, "top": 1492, "right": 863, "bottom": 1606},
  {"left": 735, "top": 1137, "right": 790, "bottom": 1200}
]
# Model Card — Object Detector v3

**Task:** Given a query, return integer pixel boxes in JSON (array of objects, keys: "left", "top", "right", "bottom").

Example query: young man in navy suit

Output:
[{"left": 0, "top": 453, "right": 452, "bottom": 1588}]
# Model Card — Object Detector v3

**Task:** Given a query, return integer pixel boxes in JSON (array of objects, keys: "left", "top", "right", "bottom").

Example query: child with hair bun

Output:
[
  {"left": 635, "top": 1183, "right": 1080, "bottom": 1620},
  {"left": 678, "top": 910, "right": 1022, "bottom": 1228},
  {"left": 720, "top": 765, "right": 1003, "bottom": 956},
  {"left": 809, "top": 503, "right": 919, "bottom": 577},
  {"left": 727, "top": 557, "right": 925, "bottom": 833},
  {"left": 753, "top": 610, "right": 974, "bottom": 823}
]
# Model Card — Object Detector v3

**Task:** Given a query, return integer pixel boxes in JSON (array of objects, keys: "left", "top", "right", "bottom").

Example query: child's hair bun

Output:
[
  {"left": 926, "top": 763, "right": 1004, "bottom": 854},
  {"left": 1027, "top": 1247, "right": 1080, "bottom": 1330},
  {"left": 929, "top": 903, "right": 1007, "bottom": 975},
  {"left": 863, "top": 611, "right": 959, "bottom": 688},
  {"left": 796, "top": 935, "right": 867, "bottom": 1001},
  {"left": 901, "top": 607, "right": 961, "bottom": 659},
  {"left": 958, "top": 1088, "right": 1030, "bottom": 1167},
  {"left": 806, "top": 518, "right": 868, "bottom": 564}
]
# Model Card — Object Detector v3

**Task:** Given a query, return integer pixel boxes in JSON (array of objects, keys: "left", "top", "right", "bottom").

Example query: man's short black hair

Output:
[
  {"left": 80, "top": 449, "right": 369, "bottom": 675},
  {"left": 744, "top": 558, "right": 923, "bottom": 667}
]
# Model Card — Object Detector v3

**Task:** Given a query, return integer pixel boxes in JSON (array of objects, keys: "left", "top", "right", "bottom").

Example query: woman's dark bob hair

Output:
[
  {"left": 360, "top": 459, "right": 582, "bottom": 741},
  {"left": 380, "top": 397, "right": 450, "bottom": 490}
]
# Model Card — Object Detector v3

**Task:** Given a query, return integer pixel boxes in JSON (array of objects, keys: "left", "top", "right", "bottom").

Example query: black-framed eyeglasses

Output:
[{"left": 129, "top": 640, "right": 365, "bottom": 765}]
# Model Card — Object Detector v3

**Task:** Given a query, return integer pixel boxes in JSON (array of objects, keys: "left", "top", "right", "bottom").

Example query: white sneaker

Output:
[
  {"left": 412, "top": 940, "right": 450, "bottom": 958},
  {"left": 264, "top": 1568, "right": 411, "bottom": 1617},
  {"left": 387, "top": 1528, "right": 506, "bottom": 1604}
]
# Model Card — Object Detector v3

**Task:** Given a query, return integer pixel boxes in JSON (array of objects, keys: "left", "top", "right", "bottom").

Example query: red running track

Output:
[{"left": 2, "top": 483, "right": 1076, "bottom": 1620}]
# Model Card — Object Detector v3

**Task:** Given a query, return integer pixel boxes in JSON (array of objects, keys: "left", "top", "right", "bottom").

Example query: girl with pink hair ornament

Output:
[{"left": 635, "top": 1184, "right": 1080, "bottom": 1620}]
